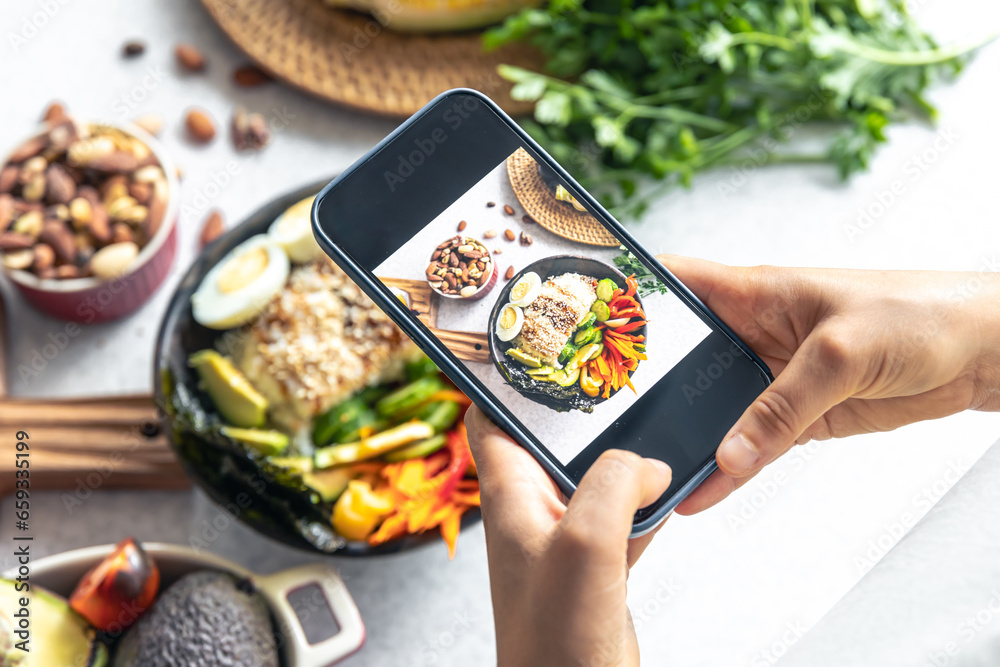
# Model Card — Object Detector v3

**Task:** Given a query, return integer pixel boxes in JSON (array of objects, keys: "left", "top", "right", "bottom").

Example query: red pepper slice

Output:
[{"left": 436, "top": 425, "right": 472, "bottom": 501}]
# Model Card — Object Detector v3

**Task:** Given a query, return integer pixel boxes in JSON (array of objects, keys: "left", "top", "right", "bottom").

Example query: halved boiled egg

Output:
[
  {"left": 192, "top": 235, "right": 290, "bottom": 330},
  {"left": 508, "top": 271, "right": 541, "bottom": 308},
  {"left": 495, "top": 304, "right": 524, "bottom": 342},
  {"left": 268, "top": 195, "right": 323, "bottom": 263}
]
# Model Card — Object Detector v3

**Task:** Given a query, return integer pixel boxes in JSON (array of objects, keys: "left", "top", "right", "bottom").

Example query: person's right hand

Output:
[{"left": 658, "top": 255, "right": 1000, "bottom": 515}]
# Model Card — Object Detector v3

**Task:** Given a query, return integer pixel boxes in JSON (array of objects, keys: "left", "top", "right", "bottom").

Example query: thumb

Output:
[
  {"left": 560, "top": 450, "right": 672, "bottom": 548},
  {"left": 717, "top": 332, "right": 854, "bottom": 477}
]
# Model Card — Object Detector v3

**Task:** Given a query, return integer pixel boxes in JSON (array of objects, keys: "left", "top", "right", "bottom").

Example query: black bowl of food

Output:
[
  {"left": 487, "top": 256, "right": 647, "bottom": 413},
  {"left": 154, "top": 180, "right": 481, "bottom": 556}
]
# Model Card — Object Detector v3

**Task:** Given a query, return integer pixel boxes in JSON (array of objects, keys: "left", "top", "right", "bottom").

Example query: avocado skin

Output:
[{"left": 113, "top": 571, "right": 278, "bottom": 667}]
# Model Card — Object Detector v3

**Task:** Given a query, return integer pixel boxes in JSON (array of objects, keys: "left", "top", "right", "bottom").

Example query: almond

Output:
[
  {"left": 233, "top": 65, "right": 271, "bottom": 87},
  {"left": 457, "top": 220, "right": 467, "bottom": 231},
  {"left": 0, "top": 232, "right": 36, "bottom": 251},
  {"left": 185, "top": 109, "right": 216, "bottom": 143},
  {"left": 0, "top": 194, "right": 13, "bottom": 232},
  {"left": 39, "top": 221, "right": 76, "bottom": 264},
  {"left": 32, "top": 243, "right": 55, "bottom": 271},
  {"left": 175, "top": 43, "right": 206, "bottom": 71},
  {"left": 503, "top": 205, "right": 515, "bottom": 215},
  {"left": 0, "top": 166, "right": 19, "bottom": 194},
  {"left": 200, "top": 210, "right": 224, "bottom": 246},
  {"left": 45, "top": 164, "right": 76, "bottom": 204},
  {"left": 504, "top": 229, "right": 515, "bottom": 241},
  {"left": 88, "top": 151, "right": 140, "bottom": 173},
  {"left": 505, "top": 266, "right": 515, "bottom": 280},
  {"left": 42, "top": 102, "right": 68, "bottom": 125},
  {"left": 9, "top": 136, "right": 46, "bottom": 163}
]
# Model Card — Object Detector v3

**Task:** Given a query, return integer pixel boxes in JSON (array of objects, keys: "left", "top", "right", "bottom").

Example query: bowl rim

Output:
[
  {"left": 2, "top": 119, "right": 180, "bottom": 294},
  {"left": 486, "top": 255, "right": 646, "bottom": 408}
]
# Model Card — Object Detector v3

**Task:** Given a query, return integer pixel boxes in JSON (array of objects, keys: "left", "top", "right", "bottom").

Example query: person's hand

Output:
[
  {"left": 659, "top": 255, "right": 1000, "bottom": 515},
  {"left": 465, "top": 406, "right": 672, "bottom": 667}
]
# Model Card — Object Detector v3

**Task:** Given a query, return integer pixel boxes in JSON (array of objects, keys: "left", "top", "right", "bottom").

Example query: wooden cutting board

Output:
[
  {"left": 381, "top": 277, "right": 490, "bottom": 364},
  {"left": 0, "top": 293, "right": 186, "bottom": 496}
]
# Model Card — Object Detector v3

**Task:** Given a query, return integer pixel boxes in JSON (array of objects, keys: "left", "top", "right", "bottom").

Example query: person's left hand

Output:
[{"left": 466, "top": 406, "right": 673, "bottom": 667}]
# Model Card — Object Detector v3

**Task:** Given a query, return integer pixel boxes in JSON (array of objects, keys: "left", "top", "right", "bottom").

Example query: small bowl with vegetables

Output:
[
  {"left": 488, "top": 256, "right": 647, "bottom": 413},
  {"left": 155, "top": 180, "right": 481, "bottom": 556}
]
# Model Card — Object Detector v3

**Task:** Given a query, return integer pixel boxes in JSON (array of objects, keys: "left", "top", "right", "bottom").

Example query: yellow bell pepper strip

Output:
[
  {"left": 333, "top": 480, "right": 395, "bottom": 541},
  {"left": 314, "top": 421, "right": 434, "bottom": 468},
  {"left": 425, "top": 389, "right": 473, "bottom": 406},
  {"left": 580, "top": 365, "right": 603, "bottom": 397}
]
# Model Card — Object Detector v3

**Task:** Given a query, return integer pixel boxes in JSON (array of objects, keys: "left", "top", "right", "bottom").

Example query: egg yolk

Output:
[
  {"left": 510, "top": 281, "right": 530, "bottom": 301},
  {"left": 500, "top": 307, "right": 517, "bottom": 329},
  {"left": 217, "top": 246, "right": 269, "bottom": 293}
]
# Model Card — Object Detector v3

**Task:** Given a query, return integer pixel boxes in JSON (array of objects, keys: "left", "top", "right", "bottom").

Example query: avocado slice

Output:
[
  {"left": 526, "top": 366, "right": 556, "bottom": 377},
  {"left": 220, "top": 426, "right": 289, "bottom": 456},
  {"left": 113, "top": 571, "right": 277, "bottom": 667},
  {"left": 267, "top": 455, "right": 313, "bottom": 474},
  {"left": 506, "top": 348, "right": 542, "bottom": 368},
  {"left": 551, "top": 367, "right": 582, "bottom": 388},
  {"left": 0, "top": 579, "right": 108, "bottom": 667},
  {"left": 303, "top": 468, "right": 355, "bottom": 502},
  {"left": 189, "top": 349, "right": 268, "bottom": 428}
]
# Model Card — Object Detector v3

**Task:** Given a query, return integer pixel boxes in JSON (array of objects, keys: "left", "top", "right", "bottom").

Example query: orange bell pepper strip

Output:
[
  {"left": 625, "top": 274, "right": 638, "bottom": 298},
  {"left": 439, "top": 505, "right": 463, "bottom": 559}
]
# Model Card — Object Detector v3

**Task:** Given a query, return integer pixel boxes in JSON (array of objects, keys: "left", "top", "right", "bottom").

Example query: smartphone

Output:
[{"left": 313, "top": 89, "right": 772, "bottom": 535}]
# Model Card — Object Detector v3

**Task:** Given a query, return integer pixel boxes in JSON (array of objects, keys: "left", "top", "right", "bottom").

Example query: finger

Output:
[
  {"left": 800, "top": 380, "right": 974, "bottom": 442},
  {"left": 658, "top": 254, "right": 805, "bottom": 358},
  {"left": 626, "top": 514, "right": 670, "bottom": 568},
  {"left": 560, "top": 450, "right": 672, "bottom": 550},
  {"left": 674, "top": 469, "right": 745, "bottom": 515},
  {"left": 465, "top": 407, "right": 564, "bottom": 546},
  {"left": 716, "top": 331, "right": 857, "bottom": 478}
]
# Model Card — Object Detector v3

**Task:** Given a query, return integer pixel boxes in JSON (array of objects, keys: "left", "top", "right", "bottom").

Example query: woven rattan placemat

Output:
[
  {"left": 506, "top": 148, "right": 620, "bottom": 247},
  {"left": 200, "top": 0, "right": 540, "bottom": 117}
]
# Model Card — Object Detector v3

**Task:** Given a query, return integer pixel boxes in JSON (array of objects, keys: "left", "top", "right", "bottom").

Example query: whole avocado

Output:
[{"left": 113, "top": 571, "right": 278, "bottom": 667}]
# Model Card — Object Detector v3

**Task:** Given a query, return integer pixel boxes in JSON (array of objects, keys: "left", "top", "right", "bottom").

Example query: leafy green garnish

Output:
[
  {"left": 613, "top": 249, "right": 667, "bottom": 297},
  {"left": 487, "top": 0, "right": 997, "bottom": 218}
]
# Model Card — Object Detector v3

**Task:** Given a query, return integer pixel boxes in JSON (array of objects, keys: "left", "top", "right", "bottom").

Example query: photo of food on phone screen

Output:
[{"left": 374, "top": 147, "right": 711, "bottom": 464}]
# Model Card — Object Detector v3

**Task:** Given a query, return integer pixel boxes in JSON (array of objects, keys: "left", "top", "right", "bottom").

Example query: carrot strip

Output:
[{"left": 614, "top": 321, "right": 646, "bottom": 334}]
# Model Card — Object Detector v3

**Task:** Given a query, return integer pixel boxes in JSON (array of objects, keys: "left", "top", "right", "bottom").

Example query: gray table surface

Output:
[{"left": 2, "top": 0, "right": 1000, "bottom": 664}]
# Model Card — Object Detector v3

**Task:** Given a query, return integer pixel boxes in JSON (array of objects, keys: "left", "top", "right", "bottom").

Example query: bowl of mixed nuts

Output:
[
  {"left": 0, "top": 114, "right": 179, "bottom": 323},
  {"left": 426, "top": 235, "right": 497, "bottom": 300}
]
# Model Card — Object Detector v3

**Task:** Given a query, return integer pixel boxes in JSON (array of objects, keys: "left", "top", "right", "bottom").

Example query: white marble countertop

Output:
[{"left": 2, "top": 0, "right": 1000, "bottom": 664}]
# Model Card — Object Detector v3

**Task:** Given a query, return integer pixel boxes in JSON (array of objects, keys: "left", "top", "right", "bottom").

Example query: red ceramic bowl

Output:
[{"left": 2, "top": 121, "right": 179, "bottom": 323}]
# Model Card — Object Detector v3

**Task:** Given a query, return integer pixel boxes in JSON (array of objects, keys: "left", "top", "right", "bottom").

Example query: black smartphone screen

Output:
[{"left": 315, "top": 91, "right": 770, "bottom": 523}]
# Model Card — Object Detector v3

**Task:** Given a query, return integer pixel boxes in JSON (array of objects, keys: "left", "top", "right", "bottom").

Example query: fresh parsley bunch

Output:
[{"left": 486, "top": 0, "right": 997, "bottom": 218}]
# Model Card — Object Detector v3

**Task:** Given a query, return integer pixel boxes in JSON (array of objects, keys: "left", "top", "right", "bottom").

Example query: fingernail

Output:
[
  {"left": 646, "top": 458, "right": 672, "bottom": 478},
  {"left": 718, "top": 433, "right": 758, "bottom": 475}
]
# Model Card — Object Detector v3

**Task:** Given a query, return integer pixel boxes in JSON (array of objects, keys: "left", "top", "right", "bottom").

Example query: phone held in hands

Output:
[{"left": 313, "top": 89, "right": 771, "bottom": 535}]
